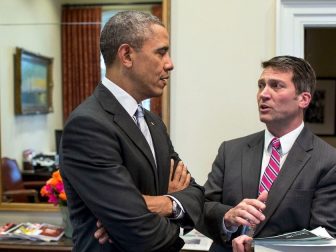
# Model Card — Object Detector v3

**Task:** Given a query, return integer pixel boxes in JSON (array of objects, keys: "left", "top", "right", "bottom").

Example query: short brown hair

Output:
[{"left": 262, "top": 55, "right": 316, "bottom": 96}]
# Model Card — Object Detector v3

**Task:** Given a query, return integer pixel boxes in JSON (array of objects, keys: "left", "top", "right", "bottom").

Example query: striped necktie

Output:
[{"left": 259, "top": 137, "right": 281, "bottom": 194}]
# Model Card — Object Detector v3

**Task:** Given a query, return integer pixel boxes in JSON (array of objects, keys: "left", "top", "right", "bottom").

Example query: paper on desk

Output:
[
  {"left": 310, "top": 226, "right": 334, "bottom": 239},
  {"left": 254, "top": 226, "right": 336, "bottom": 252},
  {"left": 180, "top": 229, "right": 212, "bottom": 251}
]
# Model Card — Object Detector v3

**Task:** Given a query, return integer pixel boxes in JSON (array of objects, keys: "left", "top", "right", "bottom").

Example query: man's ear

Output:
[
  {"left": 298, "top": 92, "right": 312, "bottom": 109},
  {"left": 117, "top": 44, "right": 133, "bottom": 68}
]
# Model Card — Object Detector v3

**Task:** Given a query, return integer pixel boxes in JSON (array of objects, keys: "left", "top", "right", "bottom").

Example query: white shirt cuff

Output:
[{"left": 165, "top": 195, "right": 185, "bottom": 219}]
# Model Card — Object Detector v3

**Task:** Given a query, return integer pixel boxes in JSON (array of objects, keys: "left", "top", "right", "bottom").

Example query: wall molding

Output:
[{"left": 276, "top": 0, "right": 336, "bottom": 56}]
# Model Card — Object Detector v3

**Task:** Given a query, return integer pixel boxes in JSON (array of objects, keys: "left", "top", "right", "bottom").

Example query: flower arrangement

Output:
[{"left": 40, "top": 170, "right": 67, "bottom": 206}]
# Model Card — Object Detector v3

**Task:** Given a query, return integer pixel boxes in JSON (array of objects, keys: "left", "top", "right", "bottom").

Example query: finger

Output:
[
  {"left": 257, "top": 190, "right": 268, "bottom": 203},
  {"left": 96, "top": 219, "right": 102, "bottom": 228},
  {"left": 235, "top": 216, "right": 253, "bottom": 227},
  {"left": 231, "top": 205, "right": 264, "bottom": 226},
  {"left": 179, "top": 165, "right": 188, "bottom": 182},
  {"left": 243, "top": 198, "right": 266, "bottom": 210},
  {"left": 98, "top": 233, "right": 110, "bottom": 244},
  {"left": 183, "top": 173, "right": 191, "bottom": 187},
  {"left": 173, "top": 161, "right": 183, "bottom": 180},
  {"left": 232, "top": 235, "right": 247, "bottom": 252},
  {"left": 243, "top": 236, "right": 253, "bottom": 252},
  {"left": 169, "top": 159, "right": 174, "bottom": 181},
  {"left": 245, "top": 241, "right": 253, "bottom": 252},
  {"left": 239, "top": 208, "right": 265, "bottom": 225},
  {"left": 94, "top": 227, "right": 105, "bottom": 239}
]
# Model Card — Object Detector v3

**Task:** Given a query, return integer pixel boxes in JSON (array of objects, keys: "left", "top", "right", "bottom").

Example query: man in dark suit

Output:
[
  {"left": 197, "top": 56, "right": 336, "bottom": 252},
  {"left": 60, "top": 11, "right": 204, "bottom": 252}
]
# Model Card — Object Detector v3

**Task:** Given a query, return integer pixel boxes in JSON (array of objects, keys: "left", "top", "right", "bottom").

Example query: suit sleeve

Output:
[
  {"left": 61, "top": 115, "right": 182, "bottom": 252},
  {"left": 196, "top": 142, "right": 234, "bottom": 243},
  {"left": 310, "top": 155, "right": 336, "bottom": 237}
]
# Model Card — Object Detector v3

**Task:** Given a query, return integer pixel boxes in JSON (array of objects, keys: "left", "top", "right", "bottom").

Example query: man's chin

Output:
[
  {"left": 259, "top": 115, "right": 272, "bottom": 124},
  {"left": 152, "top": 89, "right": 164, "bottom": 98}
]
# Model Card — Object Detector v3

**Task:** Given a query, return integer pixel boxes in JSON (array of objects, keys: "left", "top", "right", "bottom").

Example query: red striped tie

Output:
[{"left": 259, "top": 138, "right": 281, "bottom": 194}]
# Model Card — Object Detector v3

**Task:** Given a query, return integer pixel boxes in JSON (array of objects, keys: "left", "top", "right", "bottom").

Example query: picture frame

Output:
[
  {"left": 14, "top": 47, "right": 53, "bottom": 115},
  {"left": 305, "top": 79, "right": 336, "bottom": 136}
]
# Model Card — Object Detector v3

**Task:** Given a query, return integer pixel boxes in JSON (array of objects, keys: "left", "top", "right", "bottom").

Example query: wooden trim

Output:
[{"left": 161, "top": 0, "right": 171, "bottom": 131}]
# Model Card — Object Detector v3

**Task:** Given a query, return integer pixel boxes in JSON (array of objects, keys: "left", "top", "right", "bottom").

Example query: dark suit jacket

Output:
[
  {"left": 197, "top": 127, "right": 336, "bottom": 252},
  {"left": 60, "top": 83, "right": 204, "bottom": 252}
]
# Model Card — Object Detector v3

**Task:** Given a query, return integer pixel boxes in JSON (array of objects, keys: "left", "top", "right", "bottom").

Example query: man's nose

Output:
[
  {"left": 164, "top": 54, "right": 174, "bottom": 71},
  {"left": 259, "top": 85, "right": 271, "bottom": 98}
]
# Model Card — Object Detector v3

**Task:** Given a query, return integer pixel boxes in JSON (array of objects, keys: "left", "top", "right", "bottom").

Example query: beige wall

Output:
[
  {"left": 0, "top": 0, "right": 63, "bottom": 222},
  {"left": 0, "top": 0, "right": 276, "bottom": 223},
  {"left": 0, "top": 0, "right": 63, "bottom": 167},
  {"left": 170, "top": 0, "right": 276, "bottom": 184}
]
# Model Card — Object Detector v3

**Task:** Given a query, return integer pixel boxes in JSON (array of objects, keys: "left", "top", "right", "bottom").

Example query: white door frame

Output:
[{"left": 276, "top": 0, "right": 336, "bottom": 57}]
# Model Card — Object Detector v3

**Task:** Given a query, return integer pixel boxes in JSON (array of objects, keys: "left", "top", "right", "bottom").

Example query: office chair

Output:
[{"left": 1, "top": 157, "right": 42, "bottom": 203}]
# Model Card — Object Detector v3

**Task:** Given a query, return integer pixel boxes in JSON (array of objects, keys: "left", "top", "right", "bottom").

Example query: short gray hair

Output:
[{"left": 100, "top": 11, "right": 164, "bottom": 66}]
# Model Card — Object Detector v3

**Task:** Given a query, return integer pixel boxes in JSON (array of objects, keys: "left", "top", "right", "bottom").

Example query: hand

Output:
[
  {"left": 94, "top": 220, "right": 113, "bottom": 244},
  {"left": 143, "top": 195, "right": 173, "bottom": 217},
  {"left": 232, "top": 235, "right": 253, "bottom": 252},
  {"left": 224, "top": 191, "right": 268, "bottom": 228},
  {"left": 168, "top": 159, "right": 191, "bottom": 193}
]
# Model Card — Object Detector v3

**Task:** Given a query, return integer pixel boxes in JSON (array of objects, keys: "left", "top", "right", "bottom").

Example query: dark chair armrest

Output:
[{"left": 3, "top": 189, "right": 40, "bottom": 202}]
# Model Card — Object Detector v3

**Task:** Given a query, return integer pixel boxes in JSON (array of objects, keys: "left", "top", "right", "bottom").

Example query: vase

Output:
[{"left": 60, "top": 206, "right": 73, "bottom": 238}]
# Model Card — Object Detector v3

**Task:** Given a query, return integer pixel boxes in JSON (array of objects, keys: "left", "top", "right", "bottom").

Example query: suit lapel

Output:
[
  {"left": 242, "top": 132, "right": 264, "bottom": 199},
  {"left": 144, "top": 112, "right": 166, "bottom": 194},
  {"left": 254, "top": 127, "right": 313, "bottom": 236},
  {"left": 94, "top": 84, "right": 158, "bottom": 192}
]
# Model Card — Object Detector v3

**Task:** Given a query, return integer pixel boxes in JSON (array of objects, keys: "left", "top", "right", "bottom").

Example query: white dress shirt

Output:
[
  {"left": 223, "top": 122, "right": 305, "bottom": 236},
  {"left": 260, "top": 122, "right": 304, "bottom": 182}
]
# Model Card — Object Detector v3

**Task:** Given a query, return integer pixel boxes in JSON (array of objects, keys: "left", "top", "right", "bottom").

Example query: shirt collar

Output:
[
  {"left": 264, "top": 122, "right": 304, "bottom": 155},
  {"left": 101, "top": 76, "right": 138, "bottom": 117}
]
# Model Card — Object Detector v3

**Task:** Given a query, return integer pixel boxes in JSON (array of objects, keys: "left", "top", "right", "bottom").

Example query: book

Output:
[
  {"left": 0, "top": 223, "right": 19, "bottom": 240},
  {"left": 254, "top": 227, "right": 336, "bottom": 252},
  {"left": 0, "top": 222, "right": 64, "bottom": 242}
]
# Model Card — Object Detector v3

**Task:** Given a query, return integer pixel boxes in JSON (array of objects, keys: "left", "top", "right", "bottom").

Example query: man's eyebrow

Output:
[
  {"left": 156, "top": 46, "right": 169, "bottom": 51},
  {"left": 268, "top": 78, "right": 285, "bottom": 84},
  {"left": 258, "top": 78, "right": 284, "bottom": 84}
]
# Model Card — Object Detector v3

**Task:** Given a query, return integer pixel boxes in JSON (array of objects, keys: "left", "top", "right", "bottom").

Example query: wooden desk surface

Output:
[
  {"left": 0, "top": 237, "right": 72, "bottom": 252},
  {"left": 0, "top": 238, "right": 208, "bottom": 252}
]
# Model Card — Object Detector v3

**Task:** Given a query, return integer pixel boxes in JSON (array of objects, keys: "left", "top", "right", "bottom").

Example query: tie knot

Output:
[
  {"left": 271, "top": 137, "right": 281, "bottom": 149},
  {"left": 135, "top": 104, "right": 144, "bottom": 118}
]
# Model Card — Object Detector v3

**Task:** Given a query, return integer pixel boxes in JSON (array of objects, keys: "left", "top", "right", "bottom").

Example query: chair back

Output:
[{"left": 1, "top": 157, "right": 28, "bottom": 202}]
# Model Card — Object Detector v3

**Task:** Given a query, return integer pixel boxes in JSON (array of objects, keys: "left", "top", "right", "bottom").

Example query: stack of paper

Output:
[
  {"left": 254, "top": 227, "right": 336, "bottom": 252},
  {"left": 0, "top": 222, "right": 64, "bottom": 242}
]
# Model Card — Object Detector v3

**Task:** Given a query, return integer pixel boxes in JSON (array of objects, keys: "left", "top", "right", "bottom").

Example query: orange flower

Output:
[
  {"left": 40, "top": 186, "right": 48, "bottom": 197},
  {"left": 59, "top": 191, "right": 67, "bottom": 201},
  {"left": 40, "top": 169, "right": 67, "bottom": 206},
  {"left": 52, "top": 170, "right": 63, "bottom": 182}
]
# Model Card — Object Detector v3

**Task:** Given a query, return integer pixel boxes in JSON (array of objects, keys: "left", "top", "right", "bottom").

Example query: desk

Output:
[
  {"left": 0, "top": 237, "right": 72, "bottom": 252},
  {"left": 0, "top": 238, "right": 207, "bottom": 252},
  {"left": 22, "top": 170, "right": 53, "bottom": 182}
]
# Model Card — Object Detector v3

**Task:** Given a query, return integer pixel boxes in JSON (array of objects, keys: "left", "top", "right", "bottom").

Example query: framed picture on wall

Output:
[
  {"left": 14, "top": 47, "right": 53, "bottom": 115},
  {"left": 305, "top": 79, "right": 336, "bottom": 136}
]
